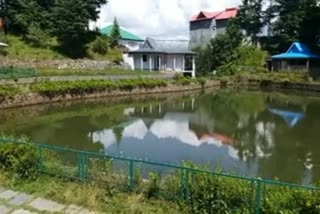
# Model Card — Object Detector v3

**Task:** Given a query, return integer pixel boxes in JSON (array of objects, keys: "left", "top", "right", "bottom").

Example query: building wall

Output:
[
  {"left": 166, "top": 55, "right": 184, "bottom": 72},
  {"left": 123, "top": 53, "right": 134, "bottom": 70},
  {"left": 216, "top": 19, "right": 229, "bottom": 35},
  {"left": 120, "top": 40, "right": 143, "bottom": 51},
  {"left": 189, "top": 19, "right": 216, "bottom": 49},
  {"left": 132, "top": 54, "right": 193, "bottom": 75},
  {"left": 190, "top": 19, "right": 231, "bottom": 49}
]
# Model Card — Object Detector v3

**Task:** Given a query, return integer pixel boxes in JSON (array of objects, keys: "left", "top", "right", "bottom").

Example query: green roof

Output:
[{"left": 100, "top": 25, "right": 144, "bottom": 41}]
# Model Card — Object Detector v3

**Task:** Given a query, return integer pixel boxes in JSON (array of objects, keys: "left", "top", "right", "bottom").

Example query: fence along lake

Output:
[{"left": 1, "top": 89, "right": 320, "bottom": 184}]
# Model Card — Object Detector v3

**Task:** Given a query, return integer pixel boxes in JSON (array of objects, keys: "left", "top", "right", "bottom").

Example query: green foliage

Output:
[
  {"left": 236, "top": 0, "right": 265, "bottom": 45},
  {"left": 0, "top": 143, "right": 39, "bottom": 178},
  {"left": 89, "top": 36, "right": 109, "bottom": 55},
  {"left": 234, "top": 45, "right": 267, "bottom": 67},
  {"left": 195, "top": 21, "right": 243, "bottom": 76},
  {"left": 36, "top": 68, "right": 155, "bottom": 77},
  {"left": 0, "top": 85, "right": 21, "bottom": 96},
  {"left": 4, "top": 0, "right": 107, "bottom": 58},
  {"left": 144, "top": 172, "right": 161, "bottom": 199},
  {"left": 110, "top": 18, "right": 121, "bottom": 48},
  {"left": 25, "top": 22, "right": 51, "bottom": 48},
  {"left": 31, "top": 79, "right": 168, "bottom": 97}
]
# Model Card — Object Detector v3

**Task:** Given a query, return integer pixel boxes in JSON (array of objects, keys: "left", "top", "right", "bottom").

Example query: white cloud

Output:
[{"left": 94, "top": 0, "right": 241, "bottom": 39}]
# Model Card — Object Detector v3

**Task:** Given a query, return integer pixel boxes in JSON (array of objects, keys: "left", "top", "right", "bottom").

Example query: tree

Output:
[
  {"left": 110, "top": 17, "right": 121, "bottom": 48},
  {"left": 270, "top": 0, "right": 305, "bottom": 51},
  {"left": 237, "top": 0, "right": 265, "bottom": 45},
  {"left": 299, "top": 0, "right": 320, "bottom": 51},
  {"left": 195, "top": 21, "right": 243, "bottom": 75},
  {"left": 51, "top": 0, "right": 107, "bottom": 57}
]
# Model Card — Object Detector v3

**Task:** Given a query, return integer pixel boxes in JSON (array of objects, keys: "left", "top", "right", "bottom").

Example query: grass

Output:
[
  {"left": 0, "top": 170, "right": 186, "bottom": 213},
  {"left": 1, "top": 35, "right": 123, "bottom": 61},
  {"left": 3, "top": 35, "right": 64, "bottom": 60},
  {"left": 36, "top": 68, "right": 160, "bottom": 77}
]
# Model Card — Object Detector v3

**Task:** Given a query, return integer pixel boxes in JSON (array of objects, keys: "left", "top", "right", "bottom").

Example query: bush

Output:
[
  {"left": 0, "top": 143, "right": 39, "bottom": 179},
  {"left": 144, "top": 172, "right": 161, "bottom": 199},
  {"left": 0, "top": 85, "right": 21, "bottom": 96},
  {"left": 25, "top": 23, "right": 51, "bottom": 48},
  {"left": 217, "top": 63, "right": 238, "bottom": 76},
  {"left": 89, "top": 36, "right": 109, "bottom": 55},
  {"left": 234, "top": 45, "right": 268, "bottom": 68},
  {"left": 31, "top": 79, "right": 168, "bottom": 97}
]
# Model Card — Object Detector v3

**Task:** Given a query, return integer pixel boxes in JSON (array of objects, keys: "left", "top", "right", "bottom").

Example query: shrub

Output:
[
  {"left": 217, "top": 63, "right": 238, "bottom": 76},
  {"left": 0, "top": 85, "right": 21, "bottom": 96},
  {"left": 89, "top": 36, "right": 109, "bottom": 55},
  {"left": 25, "top": 23, "right": 51, "bottom": 48},
  {"left": 31, "top": 79, "right": 168, "bottom": 97},
  {"left": 144, "top": 172, "right": 161, "bottom": 199},
  {"left": 0, "top": 143, "right": 39, "bottom": 179}
]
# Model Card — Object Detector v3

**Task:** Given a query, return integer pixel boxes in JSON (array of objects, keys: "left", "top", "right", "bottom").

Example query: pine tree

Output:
[
  {"left": 299, "top": 0, "right": 320, "bottom": 50},
  {"left": 271, "top": 0, "right": 305, "bottom": 51},
  {"left": 51, "top": 0, "right": 107, "bottom": 57},
  {"left": 237, "top": 0, "right": 265, "bottom": 45},
  {"left": 110, "top": 18, "right": 121, "bottom": 48}
]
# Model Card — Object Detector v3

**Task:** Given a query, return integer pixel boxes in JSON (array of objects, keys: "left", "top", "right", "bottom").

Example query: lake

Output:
[{"left": 1, "top": 88, "right": 320, "bottom": 184}]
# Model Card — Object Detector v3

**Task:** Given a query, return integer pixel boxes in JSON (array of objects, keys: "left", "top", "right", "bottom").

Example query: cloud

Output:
[{"left": 94, "top": 0, "right": 241, "bottom": 39}]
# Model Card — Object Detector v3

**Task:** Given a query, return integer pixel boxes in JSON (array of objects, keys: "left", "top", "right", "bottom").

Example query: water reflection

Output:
[{"left": 1, "top": 89, "right": 320, "bottom": 183}]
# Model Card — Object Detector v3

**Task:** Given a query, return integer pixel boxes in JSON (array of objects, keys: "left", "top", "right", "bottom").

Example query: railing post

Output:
[
  {"left": 128, "top": 160, "right": 134, "bottom": 191},
  {"left": 78, "top": 152, "right": 84, "bottom": 180},
  {"left": 179, "top": 169, "right": 184, "bottom": 199},
  {"left": 83, "top": 153, "right": 88, "bottom": 180},
  {"left": 255, "top": 179, "right": 262, "bottom": 214},
  {"left": 185, "top": 169, "right": 190, "bottom": 201},
  {"left": 38, "top": 145, "right": 44, "bottom": 172},
  {"left": 263, "top": 182, "right": 267, "bottom": 208}
]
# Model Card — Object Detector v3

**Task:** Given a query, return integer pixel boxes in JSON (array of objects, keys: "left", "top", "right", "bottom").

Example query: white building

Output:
[
  {"left": 129, "top": 37, "right": 196, "bottom": 77},
  {"left": 100, "top": 25, "right": 144, "bottom": 51}
]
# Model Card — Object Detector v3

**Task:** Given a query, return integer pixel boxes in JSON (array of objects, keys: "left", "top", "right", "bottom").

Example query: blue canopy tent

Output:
[
  {"left": 268, "top": 108, "right": 304, "bottom": 127},
  {"left": 271, "top": 42, "right": 320, "bottom": 71}
]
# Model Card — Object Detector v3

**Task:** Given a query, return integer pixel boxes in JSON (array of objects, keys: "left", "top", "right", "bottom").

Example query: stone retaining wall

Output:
[
  {"left": 0, "top": 80, "right": 220, "bottom": 109},
  {"left": 0, "top": 57, "right": 130, "bottom": 70}
]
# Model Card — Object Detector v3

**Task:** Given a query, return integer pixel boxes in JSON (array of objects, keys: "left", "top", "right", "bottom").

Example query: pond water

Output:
[{"left": 1, "top": 89, "right": 320, "bottom": 184}]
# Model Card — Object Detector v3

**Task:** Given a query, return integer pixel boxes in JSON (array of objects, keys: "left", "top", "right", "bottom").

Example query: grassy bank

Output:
[
  {"left": 2, "top": 35, "right": 122, "bottom": 61},
  {"left": 0, "top": 76, "right": 207, "bottom": 97},
  {"left": 0, "top": 140, "right": 319, "bottom": 213},
  {"left": 0, "top": 171, "right": 185, "bottom": 213},
  {"left": 36, "top": 68, "right": 159, "bottom": 77}
]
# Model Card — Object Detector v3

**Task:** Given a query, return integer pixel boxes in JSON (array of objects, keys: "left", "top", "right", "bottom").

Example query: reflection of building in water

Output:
[{"left": 268, "top": 108, "right": 304, "bottom": 127}]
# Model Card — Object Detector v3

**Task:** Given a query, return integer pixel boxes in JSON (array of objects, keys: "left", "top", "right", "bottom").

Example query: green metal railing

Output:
[
  {"left": 0, "top": 67, "right": 36, "bottom": 79},
  {"left": 1, "top": 137, "right": 320, "bottom": 213}
]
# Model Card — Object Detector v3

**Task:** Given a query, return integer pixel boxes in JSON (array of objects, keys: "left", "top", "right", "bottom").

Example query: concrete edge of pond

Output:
[{"left": 0, "top": 80, "right": 220, "bottom": 109}]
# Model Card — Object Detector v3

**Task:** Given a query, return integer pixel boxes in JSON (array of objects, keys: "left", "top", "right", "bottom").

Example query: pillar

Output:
[
  {"left": 182, "top": 55, "right": 185, "bottom": 71},
  {"left": 149, "top": 55, "right": 152, "bottom": 71},
  {"left": 159, "top": 56, "right": 161, "bottom": 71},
  {"left": 140, "top": 55, "right": 143, "bottom": 70},
  {"left": 173, "top": 56, "right": 176, "bottom": 71},
  {"left": 306, "top": 59, "right": 310, "bottom": 71},
  {"left": 192, "top": 56, "right": 196, "bottom": 78}
]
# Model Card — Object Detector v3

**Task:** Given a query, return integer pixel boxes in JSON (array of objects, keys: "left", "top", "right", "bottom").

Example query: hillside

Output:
[{"left": 0, "top": 34, "right": 122, "bottom": 62}]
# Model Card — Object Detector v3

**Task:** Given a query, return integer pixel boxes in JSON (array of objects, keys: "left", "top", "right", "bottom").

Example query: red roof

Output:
[{"left": 191, "top": 7, "right": 238, "bottom": 22}]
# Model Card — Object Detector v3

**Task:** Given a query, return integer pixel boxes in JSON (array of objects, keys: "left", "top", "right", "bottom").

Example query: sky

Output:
[{"left": 94, "top": 0, "right": 241, "bottom": 40}]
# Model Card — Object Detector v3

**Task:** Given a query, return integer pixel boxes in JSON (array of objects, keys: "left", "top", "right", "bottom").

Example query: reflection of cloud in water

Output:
[
  {"left": 123, "top": 119, "right": 148, "bottom": 140},
  {"left": 92, "top": 129, "right": 116, "bottom": 149},
  {"left": 90, "top": 112, "right": 258, "bottom": 176},
  {"left": 92, "top": 113, "right": 239, "bottom": 160}
]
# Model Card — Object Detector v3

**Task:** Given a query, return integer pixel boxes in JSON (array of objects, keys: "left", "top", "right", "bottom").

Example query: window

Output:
[
  {"left": 143, "top": 55, "right": 147, "bottom": 62},
  {"left": 184, "top": 55, "right": 193, "bottom": 71}
]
